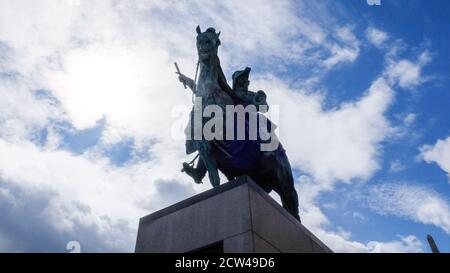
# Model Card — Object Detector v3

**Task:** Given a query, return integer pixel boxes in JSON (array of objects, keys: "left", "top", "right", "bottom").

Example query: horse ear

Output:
[
  {"left": 196, "top": 25, "right": 201, "bottom": 35},
  {"left": 216, "top": 32, "right": 221, "bottom": 46}
]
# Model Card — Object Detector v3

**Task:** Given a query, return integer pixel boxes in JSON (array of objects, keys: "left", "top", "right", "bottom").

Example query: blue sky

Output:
[
  {"left": 315, "top": 0, "right": 450, "bottom": 252},
  {"left": 0, "top": 0, "right": 450, "bottom": 252}
]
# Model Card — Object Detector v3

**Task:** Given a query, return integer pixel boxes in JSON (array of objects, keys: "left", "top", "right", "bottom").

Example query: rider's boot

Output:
[{"left": 181, "top": 158, "right": 207, "bottom": 184}]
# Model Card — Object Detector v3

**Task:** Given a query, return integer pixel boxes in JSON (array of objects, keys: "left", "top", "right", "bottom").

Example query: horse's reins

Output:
[
  {"left": 185, "top": 58, "right": 233, "bottom": 167},
  {"left": 192, "top": 59, "right": 199, "bottom": 103}
]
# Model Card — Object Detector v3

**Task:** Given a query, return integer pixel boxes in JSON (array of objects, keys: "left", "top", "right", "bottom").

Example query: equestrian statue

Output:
[{"left": 175, "top": 26, "right": 300, "bottom": 221}]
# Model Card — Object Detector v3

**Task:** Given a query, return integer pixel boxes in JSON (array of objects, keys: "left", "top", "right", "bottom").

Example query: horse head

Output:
[{"left": 196, "top": 26, "right": 221, "bottom": 63}]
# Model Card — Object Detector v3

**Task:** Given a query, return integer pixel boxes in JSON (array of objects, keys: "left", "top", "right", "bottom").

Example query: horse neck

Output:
[{"left": 198, "top": 55, "right": 220, "bottom": 86}]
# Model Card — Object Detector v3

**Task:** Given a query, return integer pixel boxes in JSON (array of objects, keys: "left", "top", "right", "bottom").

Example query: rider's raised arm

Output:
[
  {"left": 178, "top": 74, "right": 196, "bottom": 92},
  {"left": 185, "top": 76, "right": 196, "bottom": 92}
]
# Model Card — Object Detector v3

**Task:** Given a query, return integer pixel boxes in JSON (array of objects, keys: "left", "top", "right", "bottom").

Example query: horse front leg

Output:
[{"left": 203, "top": 156, "right": 220, "bottom": 187}]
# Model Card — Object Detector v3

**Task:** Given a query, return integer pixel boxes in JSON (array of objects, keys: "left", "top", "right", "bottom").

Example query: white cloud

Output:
[
  {"left": 0, "top": 77, "right": 60, "bottom": 143},
  {"left": 404, "top": 113, "right": 417, "bottom": 127},
  {"left": 0, "top": 0, "right": 343, "bottom": 144},
  {"left": 390, "top": 160, "right": 406, "bottom": 173},
  {"left": 359, "top": 182, "right": 450, "bottom": 234},
  {"left": 296, "top": 179, "right": 424, "bottom": 253},
  {"left": 45, "top": 43, "right": 189, "bottom": 145},
  {"left": 421, "top": 136, "right": 450, "bottom": 182},
  {"left": 322, "top": 45, "right": 359, "bottom": 69},
  {"left": 366, "top": 27, "right": 389, "bottom": 47},
  {"left": 385, "top": 51, "right": 431, "bottom": 89},
  {"left": 322, "top": 26, "right": 360, "bottom": 69},
  {"left": 316, "top": 230, "right": 424, "bottom": 253},
  {"left": 256, "top": 76, "right": 394, "bottom": 184},
  {"left": 366, "top": 235, "right": 424, "bottom": 253},
  {"left": 0, "top": 138, "right": 198, "bottom": 251}
]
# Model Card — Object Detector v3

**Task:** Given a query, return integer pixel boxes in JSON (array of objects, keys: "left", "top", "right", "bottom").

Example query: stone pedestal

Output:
[{"left": 135, "top": 176, "right": 332, "bottom": 253}]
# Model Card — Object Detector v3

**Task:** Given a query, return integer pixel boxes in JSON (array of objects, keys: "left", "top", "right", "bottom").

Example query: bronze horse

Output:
[{"left": 178, "top": 26, "right": 300, "bottom": 221}]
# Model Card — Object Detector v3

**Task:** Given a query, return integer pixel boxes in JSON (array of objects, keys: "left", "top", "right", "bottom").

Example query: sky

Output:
[{"left": 0, "top": 0, "right": 450, "bottom": 253}]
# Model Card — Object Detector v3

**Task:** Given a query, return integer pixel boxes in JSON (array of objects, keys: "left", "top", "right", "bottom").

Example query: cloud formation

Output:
[
  {"left": 366, "top": 27, "right": 389, "bottom": 47},
  {"left": 421, "top": 136, "right": 450, "bottom": 183},
  {"left": 358, "top": 182, "right": 450, "bottom": 234}
]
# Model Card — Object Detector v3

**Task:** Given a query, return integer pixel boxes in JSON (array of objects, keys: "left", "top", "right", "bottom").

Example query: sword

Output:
[{"left": 174, "top": 62, "right": 187, "bottom": 89}]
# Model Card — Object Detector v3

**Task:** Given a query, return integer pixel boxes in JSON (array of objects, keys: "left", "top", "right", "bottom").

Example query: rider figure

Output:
[{"left": 180, "top": 67, "right": 269, "bottom": 184}]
